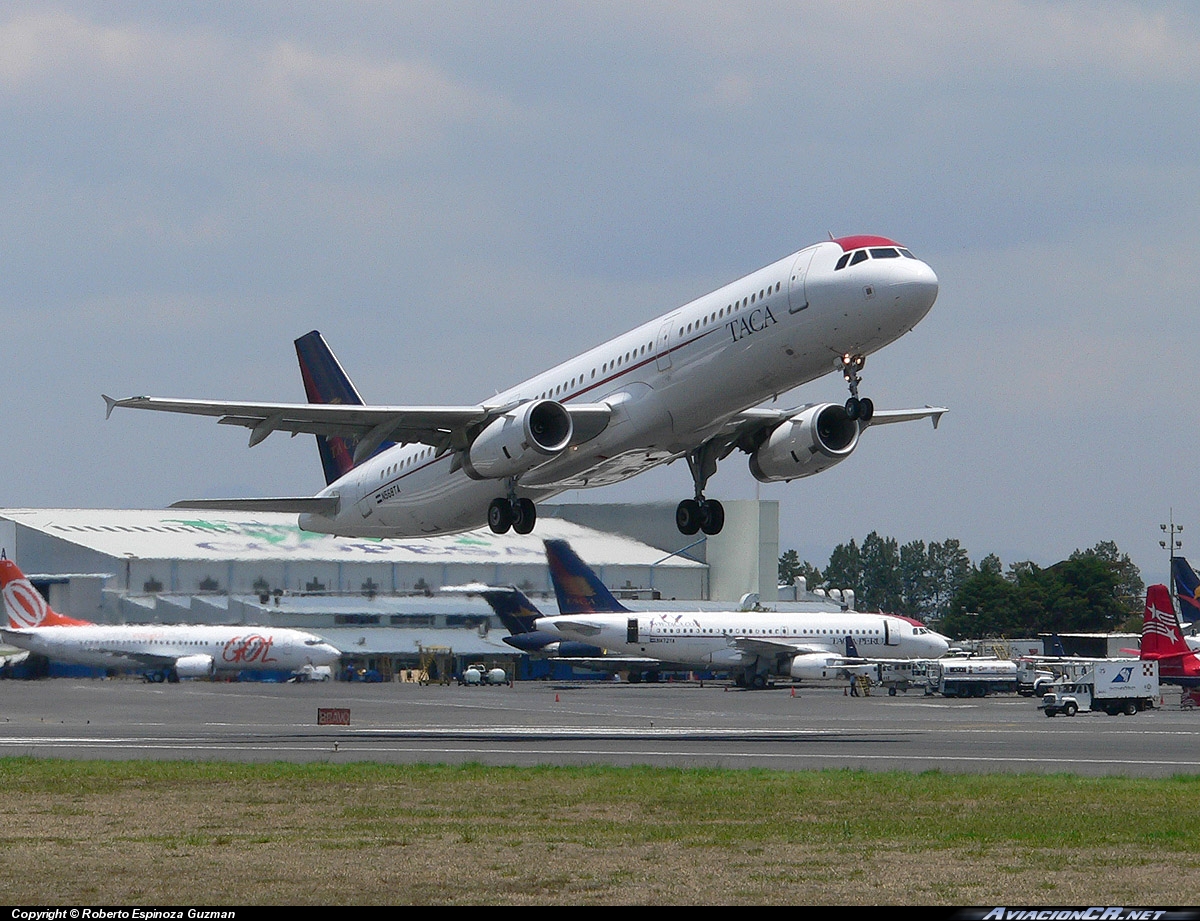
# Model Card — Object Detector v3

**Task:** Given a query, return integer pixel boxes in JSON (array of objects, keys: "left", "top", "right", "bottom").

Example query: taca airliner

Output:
[
  {"left": 0, "top": 558, "right": 342, "bottom": 682},
  {"left": 537, "top": 539, "right": 949, "bottom": 688},
  {"left": 105, "top": 234, "right": 943, "bottom": 538}
]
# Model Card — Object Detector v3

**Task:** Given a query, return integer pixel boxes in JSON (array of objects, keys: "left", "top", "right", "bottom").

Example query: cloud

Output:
[{"left": 0, "top": 9, "right": 520, "bottom": 169}]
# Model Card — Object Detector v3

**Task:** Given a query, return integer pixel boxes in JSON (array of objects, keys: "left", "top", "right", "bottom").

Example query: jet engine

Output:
[
  {"left": 463, "top": 400, "right": 573, "bottom": 480},
  {"left": 173, "top": 654, "right": 216, "bottom": 679},
  {"left": 748, "top": 403, "right": 859, "bottom": 483},
  {"left": 788, "top": 652, "right": 874, "bottom": 681}
]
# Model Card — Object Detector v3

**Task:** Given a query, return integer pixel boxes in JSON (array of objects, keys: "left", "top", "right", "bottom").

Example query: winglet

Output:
[{"left": 103, "top": 394, "right": 117, "bottom": 420}]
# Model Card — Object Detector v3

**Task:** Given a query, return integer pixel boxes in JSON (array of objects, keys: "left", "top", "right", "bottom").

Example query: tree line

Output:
[{"left": 779, "top": 535, "right": 1145, "bottom": 638}]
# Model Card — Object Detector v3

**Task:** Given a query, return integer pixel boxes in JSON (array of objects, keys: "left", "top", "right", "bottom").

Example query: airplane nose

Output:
[{"left": 892, "top": 261, "right": 938, "bottom": 314}]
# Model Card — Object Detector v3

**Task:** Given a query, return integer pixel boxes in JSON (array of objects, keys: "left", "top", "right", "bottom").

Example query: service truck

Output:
[
  {"left": 1015, "top": 658, "right": 1057, "bottom": 697},
  {"left": 926, "top": 657, "right": 1019, "bottom": 697},
  {"left": 1039, "top": 660, "right": 1158, "bottom": 716}
]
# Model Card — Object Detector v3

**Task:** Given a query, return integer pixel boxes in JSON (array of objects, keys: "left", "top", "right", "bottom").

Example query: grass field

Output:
[{"left": 4, "top": 758, "right": 1200, "bottom": 905}]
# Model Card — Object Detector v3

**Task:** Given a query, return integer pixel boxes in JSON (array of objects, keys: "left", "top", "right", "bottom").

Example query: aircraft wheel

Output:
[
  {"left": 845, "top": 397, "right": 861, "bottom": 420},
  {"left": 511, "top": 498, "right": 537, "bottom": 535},
  {"left": 488, "top": 498, "right": 512, "bottom": 534},
  {"left": 676, "top": 499, "right": 702, "bottom": 535},
  {"left": 857, "top": 397, "right": 874, "bottom": 423},
  {"left": 699, "top": 499, "right": 725, "bottom": 535}
]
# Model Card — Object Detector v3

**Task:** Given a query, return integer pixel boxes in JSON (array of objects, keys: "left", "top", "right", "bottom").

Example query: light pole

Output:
[{"left": 1161, "top": 510, "right": 1184, "bottom": 610}]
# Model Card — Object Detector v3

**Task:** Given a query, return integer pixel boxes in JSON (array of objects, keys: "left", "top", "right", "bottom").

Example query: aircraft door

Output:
[
  {"left": 884, "top": 621, "right": 901, "bottom": 646},
  {"left": 627, "top": 618, "right": 638, "bottom": 644},
  {"left": 787, "top": 247, "right": 816, "bottom": 314},
  {"left": 655, "top": 318, "right": 676, "bottom": 371}
]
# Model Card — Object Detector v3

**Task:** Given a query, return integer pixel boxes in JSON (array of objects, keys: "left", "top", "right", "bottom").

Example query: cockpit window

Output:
[
  {"left": 835, "top": 252, "right": 851, "bottom": 270},
  {"left": 849, "top": 249, "right": 868, "bottom": 266},
  {"left": 899, "top": 248, "right": 917, "bottom": 259},
  {"left": 869, "top": 247, "right": 900, "bottom": 259}
]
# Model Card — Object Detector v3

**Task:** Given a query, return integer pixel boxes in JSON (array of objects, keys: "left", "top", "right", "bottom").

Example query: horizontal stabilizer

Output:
[{"left": 169, "top": 496, "right": 340, "bottom": 515}]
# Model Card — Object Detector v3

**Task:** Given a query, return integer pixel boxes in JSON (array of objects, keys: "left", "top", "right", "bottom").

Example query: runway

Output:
[{"left": 2, "top": 678, "right": 1199, "bottom": 776}]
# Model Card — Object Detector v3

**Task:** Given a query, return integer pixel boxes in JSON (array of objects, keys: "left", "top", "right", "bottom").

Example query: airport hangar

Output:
[{"left": 0, "top": 500, "right": 844, "bottom": 681}]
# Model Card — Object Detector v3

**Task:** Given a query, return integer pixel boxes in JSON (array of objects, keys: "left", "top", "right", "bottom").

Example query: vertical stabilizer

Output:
[
  {"left": 544, "top": 539, "right": 630, "bottom": 614},
  {"left": 1140, "top": 584, "right": 1189, "bottom": 659},
  {"left": 0, "top": 559, "right": 92, "bottom": 628},
  {"left": 1172, "top": 557, "right": 1200, "bottom": 622},
  {"left": 477, "top": 588, "right": 543, "bottom": 636},
  {"left": 294, "top": 330, "right": 389, "bottom": 486}
]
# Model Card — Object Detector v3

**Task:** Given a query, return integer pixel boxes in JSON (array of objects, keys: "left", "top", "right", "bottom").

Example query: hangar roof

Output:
[{"left": 0, "top": 508, "right": 703, "bottom": 569}]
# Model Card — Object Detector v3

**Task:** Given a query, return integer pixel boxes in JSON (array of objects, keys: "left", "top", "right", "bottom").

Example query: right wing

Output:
[{"left": 103, "top": 395, "right": 612, "bottom": 463}]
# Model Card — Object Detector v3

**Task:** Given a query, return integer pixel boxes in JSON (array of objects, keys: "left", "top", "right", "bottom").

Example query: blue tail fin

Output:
[
  {"left": 1048, "top": 634, "right": 1067, "bottom": 657},
  {"left": 295, "top": 330, "right": 389, "bottom": 486},
  {"left": 476, "top": 588, "right": 542, "bottom": 635},
  {"left": 845, "top": 635, "right": 859, "bottom": 658},
  {"left": 1173, "top": 557, "right": 1200, "bottom": 622},
  {"left": 544, "top": 539, "right": 629, "bottom": 615}
]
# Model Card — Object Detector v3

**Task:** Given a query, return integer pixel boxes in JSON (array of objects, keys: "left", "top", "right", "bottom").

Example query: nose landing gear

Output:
[{"left": 841, "top": 353, "right": 874, "bottom": 422}]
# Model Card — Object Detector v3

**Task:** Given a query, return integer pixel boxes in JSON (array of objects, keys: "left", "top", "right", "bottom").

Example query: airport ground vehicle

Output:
[
  {"left": 1039, "top": 660, "right": 1158, "bottom": 717},
  {"left": 876, "top": 659, "right": 932, "bottom": 695},
  {"left": 343, "top": 666, "right": 384, "bottom": 682},
  {"left": 926, "top": 657, "right": 1018, "bottom": 697},
  {"left": 1016, "top": 659, "right": 1056, "bottom": 697},
  {"left": 459, "top": 664, "right": 508, "bottom": 686}
]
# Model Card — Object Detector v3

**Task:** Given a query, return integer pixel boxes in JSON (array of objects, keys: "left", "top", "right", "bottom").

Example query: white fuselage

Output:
[
  {"left": 299, "top": 238, "right": 938, "bottom": 537},
  {"left": 4, "top": 624, "right": 342, "bottom": 675},
  {"left": 533, "top": 609, "right": 950, "bottom": 671}
]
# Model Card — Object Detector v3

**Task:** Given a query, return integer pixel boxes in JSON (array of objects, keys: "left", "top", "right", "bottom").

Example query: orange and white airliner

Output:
[
  {"left": 0, "top": 557, "right": 341, "bottom": 682},
  {"left": 106, "top": 235, "right": 943, "bottom": 539}
]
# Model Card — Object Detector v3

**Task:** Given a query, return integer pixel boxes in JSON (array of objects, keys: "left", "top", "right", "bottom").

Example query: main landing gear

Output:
[
  {"left": 488, "top": 478, "right": 536, "bottom": 535},
  {"left": 488, "top": 495, "right": 537, "bottom": 535},
  {"left": 675, "top": 444, "right": 725, "bottom": 536},
  {"left": 841, "top": 353, "right": 874, "bottom": 422}
]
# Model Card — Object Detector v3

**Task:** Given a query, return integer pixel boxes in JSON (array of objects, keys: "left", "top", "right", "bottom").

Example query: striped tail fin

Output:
[
  {"left": 1140, "top": 584, "right": 1189, "bottom": 659},
  {"left": 294, "top": 330, "right": 389, "bottom": 486},
  {"left": 0, "top": 556, "right": 92, "bottom": 628}
]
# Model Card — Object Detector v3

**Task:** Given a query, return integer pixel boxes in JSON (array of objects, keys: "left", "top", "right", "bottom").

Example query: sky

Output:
[{"left": 2, "top": 1, "right": 1198, "bottom": 588}]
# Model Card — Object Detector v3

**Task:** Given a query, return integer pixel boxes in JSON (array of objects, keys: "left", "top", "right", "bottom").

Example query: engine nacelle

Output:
[
  {"left": 748, "top": 403, "right": 859, "bottom": 483},
  {"left": 463, "top": 400, "right": 573, "bottom": 480},
  {"left": 173, "top": 654, "right": 216, "bottom": 679},
  {"left": 788, "top": 653, "right": 875, "bottom": 681},
  {"left": 788, "top": 652, "right": 844, "bottom": 681}
]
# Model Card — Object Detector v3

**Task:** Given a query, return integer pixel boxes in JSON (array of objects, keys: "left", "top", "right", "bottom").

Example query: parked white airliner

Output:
[
  {"left": 541, "top": 538, "right": 949, "bottom": 688},
  {"left": 0, "top": 558, "right": 342, "bottom": 682},
  {"left": 105, "top": 234, "right": 942, "bottom": 538}
]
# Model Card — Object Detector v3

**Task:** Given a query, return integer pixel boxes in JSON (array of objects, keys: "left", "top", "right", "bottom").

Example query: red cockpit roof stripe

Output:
[{"left": 832, "top": 235, "right": 901, "bottom": 251}]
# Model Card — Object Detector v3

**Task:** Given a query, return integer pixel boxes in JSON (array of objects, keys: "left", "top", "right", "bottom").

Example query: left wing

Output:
[
  {"left": 104, "top": 395, "right": 612, "bottom": 461},
  {"left": 732, "top": 635, "right": 877, "bottom": 678}
]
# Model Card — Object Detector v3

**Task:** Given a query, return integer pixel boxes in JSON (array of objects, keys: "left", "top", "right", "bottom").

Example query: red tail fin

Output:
[
  {"left": 0, "top": 559, "right": 92, "bottom": 628},
  {"left": 1140, "top": 584, "right": 1189, "bottom": 659}
]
